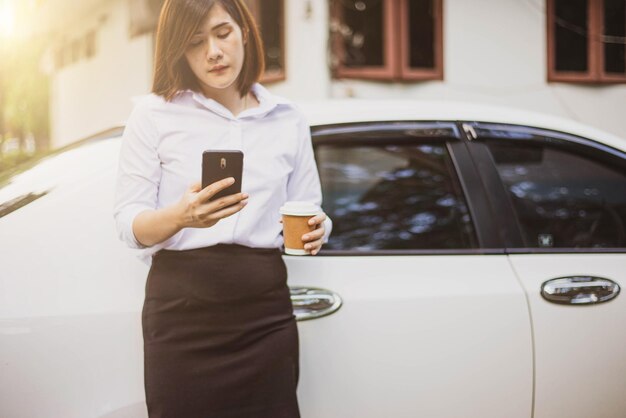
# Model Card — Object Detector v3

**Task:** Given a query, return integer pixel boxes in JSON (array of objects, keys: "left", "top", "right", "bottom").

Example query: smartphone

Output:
[{"left": 201, "top": 150, "right": 244, "bottom": 201}]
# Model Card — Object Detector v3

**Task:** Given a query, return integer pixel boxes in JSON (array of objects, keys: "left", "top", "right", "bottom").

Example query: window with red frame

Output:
[
  {"left": 547, "top": 0, "right": 626, "bottom": 83},
  {"left": 330, "top": 0, "right": 443, "bottom": 81},
  {"left": 245, "top": 0, "right": 286, "bottom": 83}
]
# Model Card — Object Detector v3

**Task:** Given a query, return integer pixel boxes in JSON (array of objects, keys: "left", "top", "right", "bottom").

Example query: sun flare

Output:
[{"left": 0, "top": 0, "right": 16, "bottom": 39}]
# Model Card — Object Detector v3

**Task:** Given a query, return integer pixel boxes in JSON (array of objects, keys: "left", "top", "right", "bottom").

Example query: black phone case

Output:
[{"left": 202, "top": 150, "right": 243, "bottom": 200}]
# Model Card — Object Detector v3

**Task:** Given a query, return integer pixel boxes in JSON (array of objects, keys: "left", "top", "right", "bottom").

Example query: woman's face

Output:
[{"left": 184, "top": 3, "right": 246, "bottom": 94}]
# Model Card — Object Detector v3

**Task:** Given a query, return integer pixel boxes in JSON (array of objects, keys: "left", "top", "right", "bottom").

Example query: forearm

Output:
[{"left": 132, "top": 205, "right": 183, "bottom": 248}]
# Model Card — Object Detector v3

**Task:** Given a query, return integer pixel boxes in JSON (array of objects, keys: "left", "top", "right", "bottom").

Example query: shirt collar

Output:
[{"left": 182, "top": 83, "right": 288, "bottom": 121}]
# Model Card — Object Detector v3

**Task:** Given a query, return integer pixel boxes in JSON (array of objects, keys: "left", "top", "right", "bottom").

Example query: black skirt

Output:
[{"left": 142, "top": 244, "right": 300, "bottom": 418}]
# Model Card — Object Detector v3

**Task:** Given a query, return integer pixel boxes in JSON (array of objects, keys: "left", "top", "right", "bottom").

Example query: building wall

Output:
[
  {"left": 267, "top": 0, "right": 331, "bottom": 100},
  {"left": 324, "top": 0, "right": 626, "bottom": 139},
  {"left": 50, "top": 0, "right": 153, "bottom": 148},
  {"left": 48, "top": 0, "right": 626, "bottom": 147}
]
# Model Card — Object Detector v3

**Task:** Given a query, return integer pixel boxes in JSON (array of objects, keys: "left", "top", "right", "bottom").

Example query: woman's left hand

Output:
[{"left": 302, "top": 213, "right": 327, "bottom": 255}]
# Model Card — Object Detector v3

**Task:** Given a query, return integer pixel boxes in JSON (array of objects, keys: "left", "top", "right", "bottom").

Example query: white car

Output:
[{"left": 1, "top": 100, "right": 625, "bottom": 418}]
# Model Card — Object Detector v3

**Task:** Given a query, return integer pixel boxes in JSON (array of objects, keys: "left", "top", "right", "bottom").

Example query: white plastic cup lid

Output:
[{"left": 279, "top": 201, "right": 321, "bottom": 216}]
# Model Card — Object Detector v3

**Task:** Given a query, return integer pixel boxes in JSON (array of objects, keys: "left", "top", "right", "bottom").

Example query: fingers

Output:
[
  {"left": 205, "top": 198, "right": 248, "bottom": 222},
  {"left": 189, "top": 181, "right": 202, "bottom": 193},
  {"left": 197, "top": 193, "right": 249, "bottom": 224},
  {"left": 303, "top": 218, "right": 325, "bottom": 255},
  {"left": 304, "top": 238, "right": 323, "bottom": 255},
  {"left": 196, "top": 177, "right": 236, "bottom": 203},
  {"left": 308, "top": 213, "right": 327, "bottom": 226},
  {"left": 302, "top": 227, "right": 324, "bottom": 242},
  {"left": 203, "top": 191, "right": 248, "bottom": 212}
]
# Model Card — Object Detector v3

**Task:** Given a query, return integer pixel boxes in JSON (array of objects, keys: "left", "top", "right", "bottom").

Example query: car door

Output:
[
  {"left": 284, "top": 122, "right": 533, "bottom": 418},
  {"left": 0, "top": 134, "right": 148, "bottom": 418},
  {"left": 465, "top": 122, "right": 626, "bottom": 418}
]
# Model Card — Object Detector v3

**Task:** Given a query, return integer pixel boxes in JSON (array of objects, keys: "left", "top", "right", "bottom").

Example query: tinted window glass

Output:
[
  {"left": 604, "top": 0, "right": 626, "bottom": 74},
  {"left": 408, "top": 0, "right": 435, "bottom": 69},
  {"left": 317, "top": 143, "right": 477, "bottom": 251},
  {"left": 487, "top": 142, "right": 626, "bottom": 248},
  {"left": 341, "top": 0, "right": 384, "bottom": 67},
  {"left": 555, "top": 0, "right": 588, "bottom": 72},
  {"left": 257, "top": 0, "right": 284, "bottom": 73}
]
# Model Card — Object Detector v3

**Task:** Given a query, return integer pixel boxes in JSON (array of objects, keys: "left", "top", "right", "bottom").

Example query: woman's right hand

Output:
[{"left": 174, "top": 177, "right": 248, "bottom": 229}]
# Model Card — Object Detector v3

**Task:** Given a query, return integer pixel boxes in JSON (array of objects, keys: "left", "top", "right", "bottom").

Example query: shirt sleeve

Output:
[
  {"left": 112, "top": 101, "right": 161, "bottom": 249},
  {"left": 286, "top": 111, "right": 333, "bottom": 244}
]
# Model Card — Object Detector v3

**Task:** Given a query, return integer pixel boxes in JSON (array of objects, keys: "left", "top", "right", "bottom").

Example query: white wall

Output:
[
  {"left": 48, "top": 0, "right": 626, "bottom": 146},
  {"left": 266, "top": 0, "right": 332, "bottom": 100},
  {"left": 50, "top": 0, "right": 153, "bottom": 148},
  {"left": 324, "top": 0, "right": 626, "bottom": 139}
]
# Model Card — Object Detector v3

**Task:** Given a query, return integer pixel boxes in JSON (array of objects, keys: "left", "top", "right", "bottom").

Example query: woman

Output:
[{"left": 113, "top": 0, "right": 332, "bottom": 416}]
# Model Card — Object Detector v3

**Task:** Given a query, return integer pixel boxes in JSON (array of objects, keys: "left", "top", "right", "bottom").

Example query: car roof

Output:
[{"left": 296, "top": 99, "right": 626, "bottom": 152}]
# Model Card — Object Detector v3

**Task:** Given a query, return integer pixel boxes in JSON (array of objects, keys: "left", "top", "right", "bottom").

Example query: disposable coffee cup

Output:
[{"left": 279, "top": 201, "right": 321, "bottom": 255}]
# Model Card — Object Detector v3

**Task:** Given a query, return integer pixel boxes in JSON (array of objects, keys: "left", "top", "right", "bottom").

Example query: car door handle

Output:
[
  {"left": 289, "top": 286, "right": 343, "bottom": 321},
  {"left": 541, "top": 276, "right": 620, "bottom": 305}
]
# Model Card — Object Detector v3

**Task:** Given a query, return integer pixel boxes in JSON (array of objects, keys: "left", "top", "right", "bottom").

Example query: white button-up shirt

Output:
[{"left": 113, "top": 83, "right": 332, "bottom": 265}]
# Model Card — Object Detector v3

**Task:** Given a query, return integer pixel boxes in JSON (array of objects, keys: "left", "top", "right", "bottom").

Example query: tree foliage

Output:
[{"left": 0, "top": 36, "right": 50, "bottom": 170}]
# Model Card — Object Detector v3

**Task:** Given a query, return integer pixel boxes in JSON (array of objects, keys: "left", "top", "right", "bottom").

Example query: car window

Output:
[
  {"left": 486, "top": 141, "right": 626, "bottom": 249},
  {"left": 316, "top": 140, "right": 477, "bottom": 251}
]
